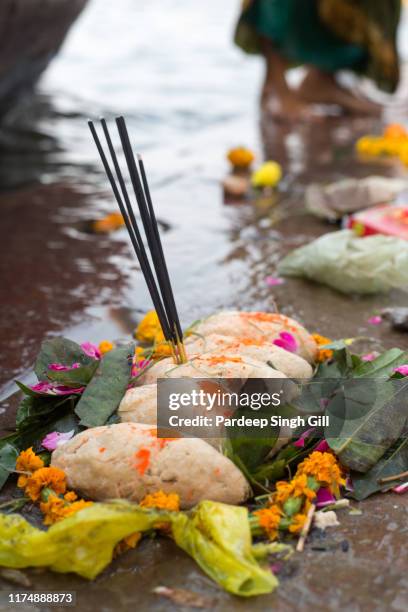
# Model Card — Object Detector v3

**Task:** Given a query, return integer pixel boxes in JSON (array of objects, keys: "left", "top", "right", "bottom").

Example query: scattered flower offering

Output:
[
  {"left": 355, "top": 123, "right": 408, "bottom": 166},
  {"left": 48, "top": 362, "right": 80, "bottom": 371},
  {"left": 135, "top": 310, "right": 173, "bottom": 358},
  {"left": 311, "top": 333, "right": 333, "bottom": 362},
  {"left": 15, "top": 448, "right": 92, "bottom": 524},
  {"left": 29, "top": 382, "right": 85, "bottom": 395},
  {"left": 227, "top": 146, "right": 255, "bottom": 169},
  {"left": 98, "top": 339, "right": 114, "bottom": 354},
  {"left": 361, "top": 352, "right": 379, "bottom": 362},
  {"left": 253, "top": 452, "right": 345, "bottom": 541},
  {"left": 41, "top": 430, "right": 75, "bottom": 451},
  {"left": 368, "top": 315, "right": 382, "bottom": 325},
  {"left": 251, "top": 161, "right": 282, "bottom": 189},
  {"left": 135, "top": 310, "right": 163, "bottom": 343},
  {"left": 265, "top": 276, "right": 284, "bottom": 287},
  {"left": 92, "top": 211, "right": 125, "bottom": 234},
  {"left": 392, "top": 482, "right": 408, "bottom": 494},
  {"left": 272, "top": 331, "right": 298, "bottom": 353},
  {"left": 394, "top": 364, "right": 408, "bottom": 376}
]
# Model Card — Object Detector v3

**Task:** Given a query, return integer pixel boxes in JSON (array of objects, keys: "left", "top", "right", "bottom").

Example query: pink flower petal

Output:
[
  {"left": 392, "top": 482, "right": 408, "bottom": 494},
  {"left": 361, "top": 352, "right": 379, "bottom": 362},
  {"left": 41, "top": 430, "right": 75, "bottom": 451},
  {"left": 345, "top": 476, "right": 354, "bottom": 492},
  {"left": 293, "top": 427, "right": 316, "bottom": 448},
  {"left": 316, "top": 487, "right": 336, "bottom": 508},
  {"left": 265, "top": 276, "right": 284, "bottom": 287},
  {"left": 30, "top": 381, "right": 54, "bottom": 393},
  {"left": 29, "top": 381, "right": 85, "bottom": 395},
  {"left": 273, "top": 332, "right": 298, "bottom": 354},
  {"left": 394, "top": 365, "right": 408, "bottom": 377},
  {"left": 314, "top": 439, "right": 330, "bottom": 452},
  {"left": 48, "top": 362, "right": 81, "bottom": 371},
  {"left": 81, "top": 342, "right": 101, "bottom": 360},
  {"left": 53, "top": 385, "right": 85, "bottom": 395},
  {"left": 131, "top": 359, "right": 151, "bottom": 378},
  {"left": 368, "top": 315, "right": 382, "bottom": 326}
]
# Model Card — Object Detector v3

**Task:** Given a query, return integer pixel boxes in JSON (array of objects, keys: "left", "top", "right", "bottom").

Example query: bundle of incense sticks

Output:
[{"left": 89, "top": 116, "right": 186, "bottom": 364}]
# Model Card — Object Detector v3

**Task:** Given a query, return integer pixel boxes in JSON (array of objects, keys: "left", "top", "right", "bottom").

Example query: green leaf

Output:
[
  {"left": 0, "top": 442, "right": 18, "bottom": 491},
  {"left": 8, "top": 398, "right": 81, "bottom": 455},
  {"left": 251, "top": 458, "right": 287, "bottom": 485},
  {"left": 34, "top": 338, "right": 95, "bottom": 382},
  {"left": 15, "top": 394, "right": 74, "bottom": 432},
  {"left": 75, "top": 344, "right": 133, "bottom": 428},
  {"left": 353, "top": 348, "right": 408, "bottom": 378},
  {"left": 325, "top": 378, "right": 408, "bottom": 472},
  {"left": 351, "top": 436, "right": 408, "bottom": 500},
  {"left": 315, "top": 347, "right": 360, "bottom": 379}
]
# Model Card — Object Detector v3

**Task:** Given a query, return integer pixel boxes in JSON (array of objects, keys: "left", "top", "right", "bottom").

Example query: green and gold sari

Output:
[{"left": 235, "top": 0, "right": 401, "bottom": 92}]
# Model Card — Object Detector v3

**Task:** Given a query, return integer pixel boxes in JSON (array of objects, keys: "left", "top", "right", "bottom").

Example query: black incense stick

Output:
[{"left": 88, "top": 117, "right": 185, "bottom": 362}]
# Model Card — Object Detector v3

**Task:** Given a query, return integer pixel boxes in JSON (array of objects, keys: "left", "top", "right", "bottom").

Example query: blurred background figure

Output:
[{"left": 235, "top": 0, "right": 401, "bottom": 120}]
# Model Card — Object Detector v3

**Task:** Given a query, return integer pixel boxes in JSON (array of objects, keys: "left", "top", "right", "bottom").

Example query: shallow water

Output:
[{"left": 1, "top": 1, "right": 408, "bottom": 609}]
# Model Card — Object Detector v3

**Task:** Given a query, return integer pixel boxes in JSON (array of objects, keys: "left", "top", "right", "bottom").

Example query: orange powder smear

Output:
[
  {"left": 241, "top": 312, "right": 283, "bottom": 323},
  {"left": 134, "top": 448, "right": 151, "bottom": 475},
  {"left": 99, "top": 447, "right": 106, "bottom": 453},
  {"left": 204, "top": 355, "right": 243, "bottom": 366},
  {"left": 238, "top": 337, "right": 268, "bottom": 347},
  {"left": 240, "top": 312, "right": 300, "bottom": 335}
]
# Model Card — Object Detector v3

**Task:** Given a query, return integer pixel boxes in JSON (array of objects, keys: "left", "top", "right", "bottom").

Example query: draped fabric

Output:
[{"left": 235, "top": 0, "right": 401, "bottom": 92}]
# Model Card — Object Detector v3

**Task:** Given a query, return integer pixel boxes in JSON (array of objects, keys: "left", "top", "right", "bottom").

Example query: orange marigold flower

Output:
[
  {"left": 289, "top": 513, "right": 307, "bottom": 534},
  {"left": 254, "top": 505, "right": 282, "bottom": 540},
  {"left": 227, "top": 146, "right": 255, "bottom": 169},
  {"left": 16, "top": 447, "right": 44, "bottom": 489},
  {"left": 383, "top": 123, "right": 407, "bottom": 140},
  {"left": 290, "top": 474, "right": 316, "bottom": 501},
  {"left": 40, "top": 495, "right": 92, "bottom": 525},
  {"left": 114, "top": 532, "right": 142, "bottom": 557},
  {"left": 297, "top": 451, "right": 346, "bottom": 496},
  {"left": 273, "top": 480, "right": 293, "bottom": 504},
  {"left": 40, "top": 496, "right": 67, "bottom": 525},
  {"left": 99, "top": 340, "right": 114, "bottom": 355},
  {"left": 93, "top": 212, "right": 125, "bottom": 234},
  {"left": 65, "top": 499, "right": 93, "bottom": 517},
  {"left": 25, "top": 467, "right": 66, "bottom": 502},
  {"left": 64, "top": 491, "right": 78, "bottom": 502},
  {"left": 312, "top": 334, "right": 333, "bottom": 363},
  {"left": 153, "top": 340, "right": 174, "bottom": 359},
  {"left": 140, "top": 490, "right": 180, "bottom": 512},
  {"left": 134, "top": 311, "right": 174, "bottom": 359},
  {"left": 135, "top": 310, "right": 163, "bottom": 344},
  {"left": 135, "top": 346, "right": 145, "bottom": 358}
]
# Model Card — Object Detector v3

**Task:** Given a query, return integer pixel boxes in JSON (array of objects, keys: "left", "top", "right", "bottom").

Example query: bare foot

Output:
[
  {"left": 262, "top": 88, "right": 320, "bottom": 123},
  {"left": 298, "top": 69, "right": 382, "bottom": 117}
]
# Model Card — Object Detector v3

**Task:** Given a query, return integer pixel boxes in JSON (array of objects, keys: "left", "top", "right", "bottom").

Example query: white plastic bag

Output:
[{"left": 278, "top": 230, "right": 408, "bottom": 294}]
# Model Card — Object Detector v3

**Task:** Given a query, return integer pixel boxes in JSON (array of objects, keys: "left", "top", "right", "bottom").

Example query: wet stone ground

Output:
[
  {"left": 1, "top": 0, "right": 408, "bottom": 609},
  {"left": 1, "top": 112, "right": 407, "bottom": 612}
]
